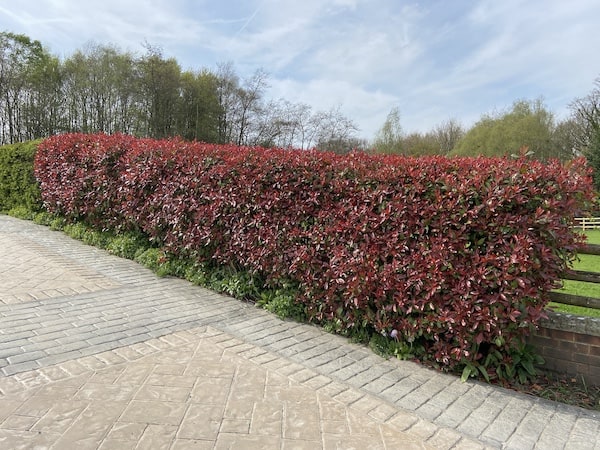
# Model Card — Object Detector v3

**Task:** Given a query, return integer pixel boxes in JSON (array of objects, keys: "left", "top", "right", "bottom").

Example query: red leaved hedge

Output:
[{"left": 34, "top": 133, "right": 595, "bottom": 372}]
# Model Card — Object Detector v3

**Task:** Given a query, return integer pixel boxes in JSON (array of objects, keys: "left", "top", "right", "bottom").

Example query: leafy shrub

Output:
[
  {"left": 461, "top": 340, "right": 544, "bottom": 384},
  {"left": 0, "top": 140, "right": 42, "bottom": 212},
  {"left": 198, "top": 265, "right": 265, "bottom": 302},
  {"left": 134, "top": 248, "right": 170, "bottom": 275},
  {"left": 368, "top": 332, "right": 422, "bottom": 360},
  {"left": 106, "top": 232, "right": 150, "bottom": 259},
  {"left": 44, "top": 215, "right": 67, "bottom": 230},
  {"left": 62, "top": 222, "right": 88, "bottom": 241},
  {"left": 7, "top": 205, "right": 37, "bottom": 220},
  {"left": 257, "top": 284, "right": 306, "bottom": 321},
  {"left": 183, "top": 261, "right": 210, "bottom": 286},
  {"left": 29, "top": 211, "right": 68, "bottom": 230},
  {"left": 34, "top": 133, "right": 596, "bottom": 379}
]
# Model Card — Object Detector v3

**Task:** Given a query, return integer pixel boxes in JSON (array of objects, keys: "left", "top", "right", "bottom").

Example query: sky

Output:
[{"left": 1, "top": 0, "right": 600, "bottom": 141}]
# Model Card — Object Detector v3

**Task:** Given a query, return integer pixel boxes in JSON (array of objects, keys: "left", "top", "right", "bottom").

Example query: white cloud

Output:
[{"left": 1, "top": 0, "right": 600, "bottom": 139}]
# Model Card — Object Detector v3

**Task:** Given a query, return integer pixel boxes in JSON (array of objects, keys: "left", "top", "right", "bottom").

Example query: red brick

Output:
[
  {"left": 527, "top": 335, "right": 553, "bottom": 349},
  {"left": 527, "top": 327, "right": 600, "bottom": 384},
  {"left": 541, "top": 348, "right": 574, "bottom": 363},
  {"left": 547, "top": 328, "right": 576, "bottom": 342},
  {"left": 572, "top": 352, "right": 600, "bottom": 367},
  {"left": 557, "top": 340, "right": 590, "bottom": 355},
  {"left": 541, "top": 357, "right": 572, "bottom": 375},
  {"left": 577, "top": 334, "right": 600, "bottom": 346}
]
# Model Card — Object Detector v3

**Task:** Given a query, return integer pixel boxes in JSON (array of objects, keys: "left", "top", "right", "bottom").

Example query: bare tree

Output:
[
  {"left": 263, "top": 100, "right": 318, "bottom": 149},
  {"left": 313, "top": 106, "right": 359, "bottom": 152},
  {"left": 570, "top": 77, "right": 600, "bottom": 189},
  {"left": 215, "top": 63, "right": 269, "bottom": 145},
  {"left": 235, "top": 69, "right": 269, "bottom": 146},
  {"left": 288, "top": 102, "right": 315, "bottom": 149},
  {"left": 569, "top": 77, "right": 600, "bottom": 150},
  {"left": 434, "top": 118, "right": 464, "bottom": 154},
  {"left": 250, "top": 99, "right": 295, "bottom": 147},
  {"left": 215, "top": 62, "right": 240, "bottom": 143}
]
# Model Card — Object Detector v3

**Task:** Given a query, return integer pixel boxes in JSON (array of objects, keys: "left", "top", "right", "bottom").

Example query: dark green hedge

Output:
[{"left": 0, "top": 140, "right": 42, "bottom": 212}]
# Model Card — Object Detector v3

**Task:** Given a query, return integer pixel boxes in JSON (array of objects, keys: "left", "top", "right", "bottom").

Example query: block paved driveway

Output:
[{"left": 0, "top": 214, "right": 598, "bottom": 449}]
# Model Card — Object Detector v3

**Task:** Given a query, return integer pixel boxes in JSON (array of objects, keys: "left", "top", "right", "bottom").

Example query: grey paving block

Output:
[
  {"left": 55, "top": 332, "right": 97, "bottom": 346},
  {"left": 397, "top": 378, "right": 448, "bottom": 410},
  {"left": 121, "top": 326, "right": 152, "bottom": 338},
  {"left": 7, "top": 350, "right": 48, "bottom": 364},
  {"left": 0, "top": 346, "right": 25, "bottom": 359},
  {"left": 21, "top": 341, "right": 59, "bottom": 353},
  {"left": 86, "top": 332, "right": 130, "bottom": 346},
  {"left": 45, "top": 341, "right": 89, "bottom": 355},
  {"left": 1, "top": 359, "right": 40, "bottom": 376},
  {"left": 381, "top": 376, "right": 423, "bottom": 404},
  {"left": 413, "top": 402, "right": 443, "bottom": 422},
  {"left": 361, "top": 373, "right": 402, "bottom": 395},
  {"left": 568, "top": 417, "right": 600, "bottom": 448},
  {"left": 29, "top": 331, "right": 68, "bottom": 342},
  {"left": 434, "top": 403, "right": 473, "bottom": 430},
  {"left": 329, "top": 363, "right": 371, "bottom": 382},
  {"left": 118, "top": 334, "right": 154, "bottom": 346},
  {"left": 84, "top": 341, "right": 122, "bottom": 355},
  {"left": 0, "top": 331, "right": 36, "bottom": 344}
]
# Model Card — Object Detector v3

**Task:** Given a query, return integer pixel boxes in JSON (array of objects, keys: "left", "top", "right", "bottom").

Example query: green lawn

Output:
[
  {"left": 580, "top": 228, "right": 600, "bottom": 245},
  {"left": 550, "top": 228, "right": 600, "bottom": 317}
]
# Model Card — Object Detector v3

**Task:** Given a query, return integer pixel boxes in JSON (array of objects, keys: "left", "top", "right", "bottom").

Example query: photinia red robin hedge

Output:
[{"left": 34, "top": 133, "right": 595, "bottom": 374}]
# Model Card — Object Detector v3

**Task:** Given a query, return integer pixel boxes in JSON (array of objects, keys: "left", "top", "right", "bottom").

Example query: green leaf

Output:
[
  {"left": 478, "top": 365, "right": 490, "bottom": 383},
  {"left": 461, "top": 365, "right": 474, "bottom": 382},
  {"left": 522, "top": 359, "right": 536, "bottom": 376}
]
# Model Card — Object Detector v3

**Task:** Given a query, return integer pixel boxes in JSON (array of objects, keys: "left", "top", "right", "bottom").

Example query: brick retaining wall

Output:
[{"left": 528, "top": 312, "right": 600, "bottom": 385}]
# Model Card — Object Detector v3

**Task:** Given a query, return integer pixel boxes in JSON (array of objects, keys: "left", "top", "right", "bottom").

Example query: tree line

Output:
[
  {"left": 0, "top": 32, "right": 361, "bottom": 150},
  {"left": 374, "top": 97, "right": 597, "bottom": 161},
  {"left": 2, "top": 30, "right": 600, "bottom": 188},
  {"left": 373, "top": 87, "right": 600, "bottom": 189}
]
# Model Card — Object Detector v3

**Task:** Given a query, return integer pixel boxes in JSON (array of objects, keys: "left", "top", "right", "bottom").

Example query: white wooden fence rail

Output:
[{"left": 574, "top": 217, "right": 600, "bottom": 230}]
